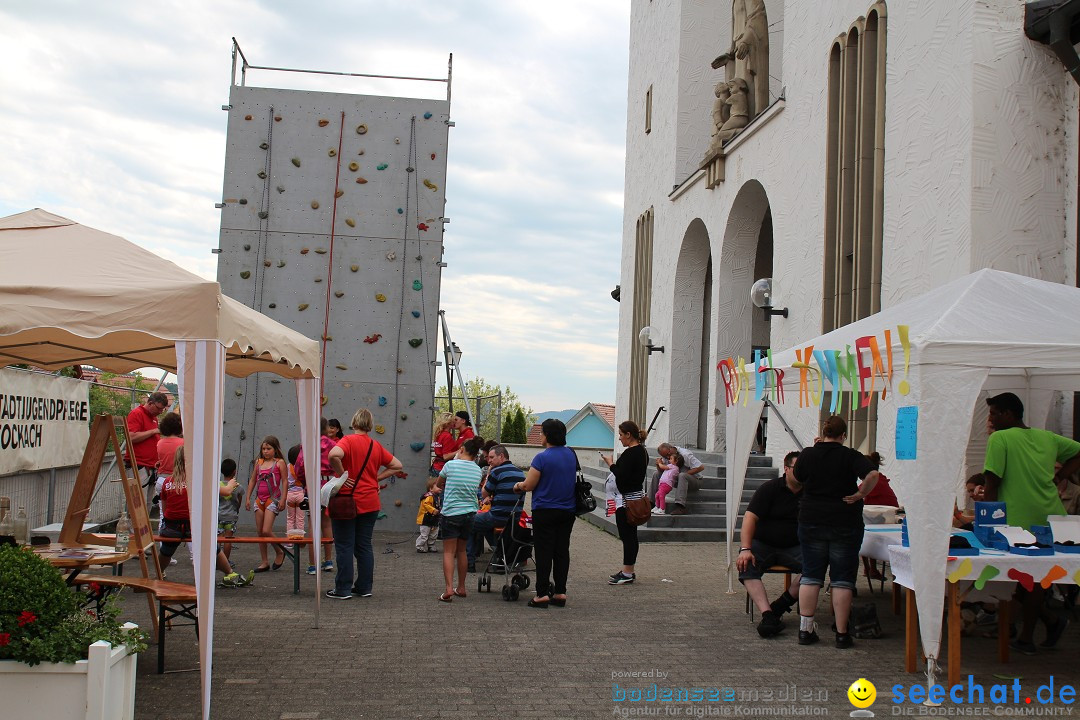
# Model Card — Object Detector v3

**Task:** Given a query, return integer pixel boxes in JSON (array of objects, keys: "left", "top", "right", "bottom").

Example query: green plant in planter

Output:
[{"left": 0, "top": 545, "right": 148, "bottom": 666}]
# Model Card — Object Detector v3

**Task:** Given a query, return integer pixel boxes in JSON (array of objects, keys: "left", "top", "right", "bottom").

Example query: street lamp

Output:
[{"left": 750, "top": 278, "right": 788, "bottom": 321}]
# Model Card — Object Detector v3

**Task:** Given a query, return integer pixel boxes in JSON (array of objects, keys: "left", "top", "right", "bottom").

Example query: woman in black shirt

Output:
[{"left": 601, "top": 420, "right": 649, "bottom": 585}]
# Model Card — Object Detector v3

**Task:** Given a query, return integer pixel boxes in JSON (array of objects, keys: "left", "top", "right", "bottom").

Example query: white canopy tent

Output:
[
  {"left": 0, "top": 209, "right": 323, "bottom": 720},
  {"left": 725, "top": 268, "right": 1080, "bottom": 665}
]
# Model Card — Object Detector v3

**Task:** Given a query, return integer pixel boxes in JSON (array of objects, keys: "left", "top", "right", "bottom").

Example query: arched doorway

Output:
[
  {"left": 715, "top": 180, "right": 773, "bottom": 451},
  {"left": 669, "top": 219, "right": 712, "bottom": 448}
]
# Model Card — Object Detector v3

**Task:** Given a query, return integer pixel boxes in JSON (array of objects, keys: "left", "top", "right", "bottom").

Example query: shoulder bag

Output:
[
  {"left": 570, "top": 449, "right": 597, "bottom": 516},
  {"left": 327, "top": 439, "right": 375, "bottom": 521}
]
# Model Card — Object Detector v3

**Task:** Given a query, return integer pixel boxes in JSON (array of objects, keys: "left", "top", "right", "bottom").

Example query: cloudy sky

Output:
[{"left": 0, "top": 1, "right": 630, "bottom": 414}]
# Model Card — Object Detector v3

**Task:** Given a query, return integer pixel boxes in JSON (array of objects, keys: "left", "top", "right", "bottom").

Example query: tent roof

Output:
[
  {"left": 0, "top": 209, "right": 320, "bottom": 378},
  {"left": 768, "top": 269, "right": 1080, "bottom": 373}
]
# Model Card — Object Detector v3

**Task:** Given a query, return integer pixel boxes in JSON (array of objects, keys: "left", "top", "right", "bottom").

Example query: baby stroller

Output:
[{"left": 477, "top": 496, "right": 534, "bottom": 601}]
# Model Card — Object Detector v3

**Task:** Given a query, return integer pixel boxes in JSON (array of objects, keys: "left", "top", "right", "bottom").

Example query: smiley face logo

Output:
[{"left": 847, "top": 678, "right": 876, "bottom": 709}]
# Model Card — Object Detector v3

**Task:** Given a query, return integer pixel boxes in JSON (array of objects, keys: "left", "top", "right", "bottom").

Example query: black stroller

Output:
[{"left": 476, "top": 496, "right": 534, "bottom": 601}]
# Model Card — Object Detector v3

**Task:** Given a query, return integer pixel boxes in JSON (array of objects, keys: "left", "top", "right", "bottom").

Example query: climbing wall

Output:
[{"left": 215, "top": 85, "right": 449, "bottom": 532}]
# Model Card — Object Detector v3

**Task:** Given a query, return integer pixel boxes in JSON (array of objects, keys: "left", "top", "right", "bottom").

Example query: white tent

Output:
[
  {"left": 0, "top": 209, "right": 323, "bottom": 720},
  {"left": 725, "top": 268, "right": 1080, "bottom": 664}
]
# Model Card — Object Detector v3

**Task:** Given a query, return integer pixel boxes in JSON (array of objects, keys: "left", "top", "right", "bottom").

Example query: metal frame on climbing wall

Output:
[{"left": 438, "top": 310, "right": 471, "bottom": 422}]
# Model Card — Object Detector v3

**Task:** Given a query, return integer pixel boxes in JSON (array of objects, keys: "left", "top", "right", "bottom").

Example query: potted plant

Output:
[{"left": 0, "top": 545, "right": 148, "bottom": 720}]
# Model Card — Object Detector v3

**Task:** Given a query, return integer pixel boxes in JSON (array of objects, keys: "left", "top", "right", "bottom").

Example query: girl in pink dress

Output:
[{"left": 245, "top": 436, "right": 287, "bottom": 572}]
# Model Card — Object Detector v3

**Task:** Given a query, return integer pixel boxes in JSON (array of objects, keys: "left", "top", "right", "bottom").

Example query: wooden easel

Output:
[{"left": 61, "top": 414, "right": 164, "bottom": 635}]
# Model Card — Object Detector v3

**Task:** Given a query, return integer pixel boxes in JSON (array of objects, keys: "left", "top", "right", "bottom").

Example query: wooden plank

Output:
[
  {"left": 905, "top": 588, "right": 918, "bottom": 673},
  {"left": 947, "top": 583, "right": 961, "bottom": 686},
  {"left": 59, "top": 415, "right": 113, "bottom": 544}
]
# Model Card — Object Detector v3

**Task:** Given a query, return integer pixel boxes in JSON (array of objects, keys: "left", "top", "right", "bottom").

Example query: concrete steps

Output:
[{"left": 577, "top": 450, "right": 776, "bottom": 542}]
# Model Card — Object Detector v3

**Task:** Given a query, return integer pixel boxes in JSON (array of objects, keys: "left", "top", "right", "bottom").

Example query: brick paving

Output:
[{"left": 123, "top": 521, "right": 1080, "bottom": 719}]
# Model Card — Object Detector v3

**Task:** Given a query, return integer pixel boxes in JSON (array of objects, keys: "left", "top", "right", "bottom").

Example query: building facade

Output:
[{"left": 617, "top": 0, "right": 1079, "bottom": 455}]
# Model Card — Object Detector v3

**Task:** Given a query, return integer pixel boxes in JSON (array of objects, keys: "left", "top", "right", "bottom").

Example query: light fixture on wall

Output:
[
  {"left": 610, "top": 285, "right": 621, "bottom": 302},
  {"left": 750, "top": 278, "right": 788, "bottom": 321},
  {"left": 638, "top": 326, "right": 665, "bottom": 354}
]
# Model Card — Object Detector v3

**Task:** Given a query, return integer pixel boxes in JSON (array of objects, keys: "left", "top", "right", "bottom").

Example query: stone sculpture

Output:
[{"left": 731, "top": 0, "right": 769, "bottom": 119}]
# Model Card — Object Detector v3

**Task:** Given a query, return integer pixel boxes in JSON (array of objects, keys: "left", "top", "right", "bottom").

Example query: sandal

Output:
[
  {"left": 453, "top": 589, "right": 467, "bottom": 598},
  {"left": 438, "top": 592, "right": 454, "bottom": 603}
]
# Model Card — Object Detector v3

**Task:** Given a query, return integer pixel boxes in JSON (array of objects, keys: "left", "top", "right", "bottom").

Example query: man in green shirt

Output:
[{"left": 983, "top": 392, "right": 1080, "bottom": 654}]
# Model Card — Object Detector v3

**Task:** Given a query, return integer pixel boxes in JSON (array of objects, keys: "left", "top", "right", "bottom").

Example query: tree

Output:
[
  {"left": 88, "top": 371, "right": 156, "bottom": 425},
  {"left": 434, "top": 377, "right": 534, "bottom": 442},
  {"left": 502, "top": 408, "right": 528, "bottom": 444}
]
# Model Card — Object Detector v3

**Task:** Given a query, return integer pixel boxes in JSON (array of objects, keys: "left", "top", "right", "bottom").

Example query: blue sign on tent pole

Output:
[{"left": 896, "top": 406, "right": 919, "bottom": 460}]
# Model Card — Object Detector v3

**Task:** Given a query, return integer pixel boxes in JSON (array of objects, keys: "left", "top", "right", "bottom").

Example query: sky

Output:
[{"left": 0, "top": 1, "right": 630, "bottom": 414}]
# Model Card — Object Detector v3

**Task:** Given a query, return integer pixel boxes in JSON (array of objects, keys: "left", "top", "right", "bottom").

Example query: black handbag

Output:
[{"left": 570, "top": 450, "right": 597, "bottom": 516}]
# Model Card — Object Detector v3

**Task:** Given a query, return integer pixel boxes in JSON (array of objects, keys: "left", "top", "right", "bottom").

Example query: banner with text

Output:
[{"left": 0, "top": 367, "right": 90, "bottom": 475}]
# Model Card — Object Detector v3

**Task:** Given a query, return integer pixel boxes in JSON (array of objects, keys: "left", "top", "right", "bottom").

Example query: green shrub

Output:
[{"left": 0, "top": 545, "right": 148, "bottom": 666}]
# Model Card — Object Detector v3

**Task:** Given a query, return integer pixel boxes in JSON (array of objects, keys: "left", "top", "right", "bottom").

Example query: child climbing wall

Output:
[{"left": 215, "top": 80, "right": 450, "bottom": 534}]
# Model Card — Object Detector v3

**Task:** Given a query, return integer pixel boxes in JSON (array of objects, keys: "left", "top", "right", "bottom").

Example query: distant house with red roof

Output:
[{"left": 525, "top": 402, "right": 615, "bottom": 448}]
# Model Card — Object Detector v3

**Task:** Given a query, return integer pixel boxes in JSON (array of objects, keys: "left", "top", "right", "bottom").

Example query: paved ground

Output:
[{"left": 123, "top": 520, "right": 1080, "bottom": 719}]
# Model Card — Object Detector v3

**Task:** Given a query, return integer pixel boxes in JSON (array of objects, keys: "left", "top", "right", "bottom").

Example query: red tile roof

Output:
[
  {"left": 526, "top": 423, "right": 544, "bottom": 446},
  {"left": 591, "top": 403, "right": 616, "bottom": 429}
]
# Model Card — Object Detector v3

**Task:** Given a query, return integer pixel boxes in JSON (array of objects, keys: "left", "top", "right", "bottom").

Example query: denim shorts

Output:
[
  {"left": 440, "top": 512, "right": 475, "bottom": 540},
  {"left": 798, "top": 524, "right": 864, "bottom": 590},
  {"left": 738, "top": 539, "right": 802, "bottom": 582}
]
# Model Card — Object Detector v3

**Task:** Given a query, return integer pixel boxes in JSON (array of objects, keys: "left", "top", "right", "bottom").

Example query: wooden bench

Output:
[{"left": 76, "top": 575, "right": 197, "bottom": 674}]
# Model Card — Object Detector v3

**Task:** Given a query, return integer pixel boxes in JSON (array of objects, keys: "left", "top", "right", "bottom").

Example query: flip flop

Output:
[
  {"left": 438, "top": 592, "right": 453, "bottom": 603},
  {"left": 453, "top": 589, "right": 467, "bottom": 598}
]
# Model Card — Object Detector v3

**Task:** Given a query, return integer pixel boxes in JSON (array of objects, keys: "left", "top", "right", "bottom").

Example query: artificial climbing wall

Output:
[{"left": 215, "top": 85, "right": 449, "bottom": 532}]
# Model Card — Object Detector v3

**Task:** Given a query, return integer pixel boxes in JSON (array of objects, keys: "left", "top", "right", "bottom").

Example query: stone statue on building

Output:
[
  {"left": 708, "top": 80, "right": 731, "bottom": 154},
  {"left": 733, "top": 0, "right": 769, "bottom": 119},
  {"left": 719, "top": 78, "right": 749, "bottom": 142}
]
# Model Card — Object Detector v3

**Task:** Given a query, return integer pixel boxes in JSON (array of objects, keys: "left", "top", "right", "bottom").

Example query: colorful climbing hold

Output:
[
  {"left": 301, "top": 248, "right": 310, "bottom": 254},
  {"left": 378, "top": 396, "right": 387, "bottom": 406},
  {"left": 412, "top": 280, "right": 423, "bottom": 291},
  {"left": 410, "top": 442, "right": 426, "bottom": 452},
  {"left": 260, "top": 142, "right": 269, "bottom": 150},
  {"left": 328, "top": 149, "right": 337, "bottom": 157},
  {"left": 278, "top": 260, "right": 286, "bottom": 268},
  {"left": 336, "top": 364, "right": 348, "bottom": 371},
  {"left": 349, "top": 162, "right": 359, "bottom": 171},
  {"left": 291, "top": 158, "right": 301, "bottom": 167},
  {"left": 374, "top": 425, "right": 385, "bottom": 434},
  {"left": 263, "top": 260, "right": 271, "bottom": 267},
  {"left": 258, "top": 211, "right": 268, "bottom": 219},
  {"left": 411, "top": 310, "right": 421, "bottom": 318},
  {"left": 386, "top": 252, "right": 396, "bottom": 261},
  {"left": 322, "top": 333, "right": 332, "bottom": 341},
  {"left": 243, "top": 244, "right": 251, "bottom": 251},
  {"left": 240, "top": 271, "right": 251, "bottom": 279},
  {"left": 394, "top": 137, "right": 400, "bottom": 144},
  {"left": 239, "top": 198, "right": 248, "bottom": 205},
  {"left": 363, "top": 333, "right": 382, "bottom": 344},
  {"left": 318, "top": 119, "right": 330, "bottom": 127},
  {"left": 358, "top": 149, "right": 365, "bottom": 155},
  {"left": 396, "top": 208, "right": 403, "bottom": 214},
  {"left": 276, "top": 185, "right": 285, "bottom": 193},
  {"left": 314, "top": 278, "right": 323, "bottom": 283},
  {"left": 268, "top": 303, "right": 276, "bottom": 308},
  {"left": 321, "top": 395, "right": 328, "bottom": 406},
  {"left": 417, "top": 223, "right": 429, "bottom": 231},
  {"left": 423, "top": 179, "right": 438, "bottom": 191},
  {"left": 345, "top": 218, "right": 356, "bottom": 227},
  {"left": 377, "top": 163, "right": 388, "bottom": 171},
  {"left": 274, "top": 116, "right": 282, "bottom": 122},
  {"left": 314, "top": 248, "right": 327, "bottom": 254},
  {"left": 335, "top": 189, "right": 344, "bottom": 198},
  {"left": 423, "top": 112, "right": 433, "bottom": 119},
  {"left": 350, "top": 264, "right": 359, "bottom": 272},
  {"left": 394, "top": 499, "right": 402, "bottom": 507},
  {"left": 375, "top": 293, "right": 387, "bottom": 302},
  {"left": 408, "top": 338, "right": 423, "bottom": 348},
  {"left": 235, "top": 389, "right": 243, "bottom": 396},
  {"left": 298, "top": 303, "right": 309, "bottom": 311},
  {"left": 356, "top": 124, "right": 368, "bottom": 134},
  {"left": 355, "top": 177, "right": 368, "bottom": 184},
  {"left": 431, "top": 153, "right": 436, "bottom": 160},
  {"left": 245, "top": 114, "right": 253, "bottom": 121},
  {"left": 334, "top": 291, "right": 344, "bottom": 298},
  {"left": 408, "top": 400, "right": 415, "bottom": 406},
  {"left": 257, "top": 170, "right": 267, "bottom": 179},
  {"left": 311, "top": 200, "right": 320, "bottom": 209}
]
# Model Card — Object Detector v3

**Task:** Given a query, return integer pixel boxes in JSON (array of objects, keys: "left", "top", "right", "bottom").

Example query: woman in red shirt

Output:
[
  {"left": 430, "top": 413, "right": 456, "bottom": 476},
  {"left": 325, "top": 408, "right": 403, "bottom": 599}
]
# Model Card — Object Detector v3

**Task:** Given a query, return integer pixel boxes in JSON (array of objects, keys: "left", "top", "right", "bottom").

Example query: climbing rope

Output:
[
  {"left": 390, "top": 117, "right": 420, "bottom": 451},
  {"left": 319, "top": 110, "right": 347, "bottom": 397}
]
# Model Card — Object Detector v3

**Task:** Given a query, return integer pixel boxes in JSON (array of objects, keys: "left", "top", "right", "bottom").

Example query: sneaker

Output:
[
  {"left": 1041, "top": 616, "right": 1069, "bottom": 648},
  {"left": 307, "top": 565, "right": 317, "bottom": 575},
  {"left": 221, "top": 572, "right": 241, "bottom": 587},
  {"left": 325, "top": 589, "right": 352, "bottom": 600},
  {"left": 757, "top": 610, "right": 784, "bottom": 638},
  {"left": 238, "top": 570, "right": 255, "bottom": 587},
  {"left": 1010, "top": 639, "right": 1037, "bottom": 656},
  {"left": 835, "top": 632, "right": 854, "bottom": 649},
  {"left": 609, "top": 572, "right": 635, "bottom": 585},
  {"left": 321, "top": 561, "right": 334, "bottom": 572},
  {"left": 651, "top": 507, "right": 666, "bottom": 515},
  {"left": 416, "top": 548, "right": 427, "bottom": 553}
]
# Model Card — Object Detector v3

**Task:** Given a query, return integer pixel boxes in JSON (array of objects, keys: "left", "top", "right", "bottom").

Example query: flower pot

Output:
[{"left": 0, "top": 623, "right": 138, "bottom": 720}]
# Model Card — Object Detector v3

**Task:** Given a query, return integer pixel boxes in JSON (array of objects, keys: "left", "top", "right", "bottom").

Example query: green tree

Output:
[
  {"left": 434, "top": 377, "right": 534, "bottom": 442},
  {"left": 501, "top": 408, "right": 529, "bottom": 444},
  {"left": 88, "top": 371, "right": 155, "bottom": 425}
]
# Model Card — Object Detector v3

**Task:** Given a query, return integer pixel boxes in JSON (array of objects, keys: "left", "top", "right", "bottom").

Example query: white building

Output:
[{"left": 616, "top": 0, "right": 1079, "bottom": 457}]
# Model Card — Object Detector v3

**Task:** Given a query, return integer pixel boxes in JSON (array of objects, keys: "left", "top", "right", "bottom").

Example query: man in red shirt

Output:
[{"left": 126, "top": 392, "right": 169, "bottom": 486}]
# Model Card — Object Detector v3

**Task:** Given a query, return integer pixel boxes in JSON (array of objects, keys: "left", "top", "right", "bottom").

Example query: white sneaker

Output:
[{"left": 652, "top": 507, "right": 665, "bottom": 515}]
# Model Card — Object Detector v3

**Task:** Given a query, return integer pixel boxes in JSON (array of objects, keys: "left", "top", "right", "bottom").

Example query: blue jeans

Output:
[
  {"left": 467, "top": 512, "right": 507, "bottom": 563},
  {"left": 331, "top": 511, "right": 378, "bottom": 595},
  {"left": 798, "top": 524, "right": 864, "bottom": 590}
]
